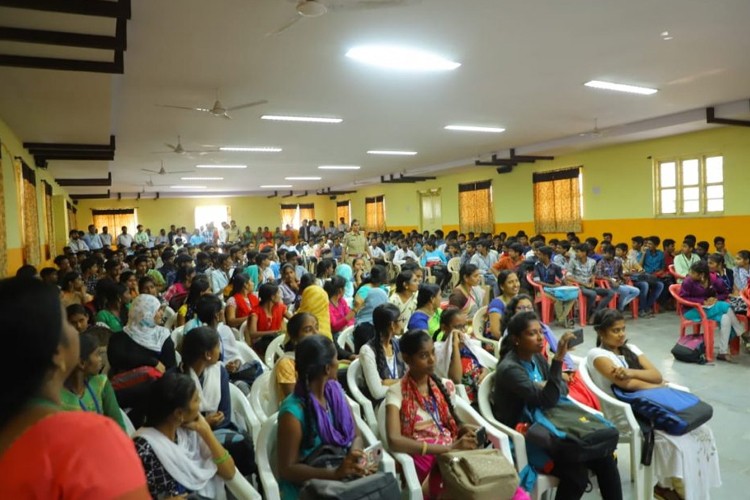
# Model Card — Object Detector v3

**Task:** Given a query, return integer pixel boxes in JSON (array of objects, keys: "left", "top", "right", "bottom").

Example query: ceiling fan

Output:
[
  {"left": 269, "top": 0, "right": 420, "bottom": 36},
  {"left": 152, "top": 136, "right": 214, "bottom": 156},
  {"left": 579, "top": 118, "right": 606, "bottom": 138},
  {"left": 141, "top": 161, "right": 193, "bottom": 176},
  {"left": 157, "top": 90, "right": 267, "bottom": 119},
  {"left": 143, "top": 175, "right": 171, "bottom": 188}
]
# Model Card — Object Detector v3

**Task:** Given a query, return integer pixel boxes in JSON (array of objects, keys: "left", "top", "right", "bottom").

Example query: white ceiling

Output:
[{"left": 0, "top": 0, "right": 749, "bottom": 197}]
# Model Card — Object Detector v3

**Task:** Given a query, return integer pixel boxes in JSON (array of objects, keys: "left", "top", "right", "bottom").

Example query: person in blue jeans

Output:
[
  {"left": 565, "top": 243, "right": 616, "bottom": 324},
  {"left": 595, "top": 245, "right": 641, "bottom": 313}
]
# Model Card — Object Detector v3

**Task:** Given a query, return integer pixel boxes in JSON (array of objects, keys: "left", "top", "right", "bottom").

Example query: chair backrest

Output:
[
  {"left": 256, "top": 413, "right": 281, "bottom": 500},
  {"left": 265, "top": 334, "right": 287, "bottom": 368},
  {"left": 171, "top": 325, "right": 185, "bottom": 350},
  {"left": 577, "top": 361, "right": 638, "bottom": 433},
  {"left": 471, "top": 305, "right": 488, "bottom": 336},
  {"left": 121, "top": 409, "right": 136, "bottom": 437},
  {"left": 239, "top": 320, "right": 248, "bottom": 343},
  {"left": 249, "top": 370, "right": 276, "bottom": 421},
  {"left": 228, "top": 382, "right": 258, "bottom": 436},
  {"left": 163, "top": 306, "right": 177, "bottom": 331},
  {"left": 225, "top": 467, "right": 262, "bottom": 500},
  {"left": 337, "top": 324, "right": 355, "bottom": 352},
  {"left": 345, "top": 359, "right": 378, "bottom": 432},
  {"left": 447, "top": 257, "right": 461, "bottom": 273},
  {"left": 525, "top": 271, "right": 543, "bottom": 293},
  {"left": 236, "top": 341, "right": 267, "bottom": 370}
]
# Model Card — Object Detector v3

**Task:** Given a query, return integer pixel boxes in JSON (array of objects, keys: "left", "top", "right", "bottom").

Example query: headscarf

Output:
[
  {"left": 297, "top": 285, "right": 332, "bottom": 339},
  {"left": 124, "top": 294, "right": 171, "bottom": 352},
  {"left": 294, "top": 379, "right": 355, "bottom": 448},
  {"left": 335, "top": 264, "right": 355, "bottom": 300}
]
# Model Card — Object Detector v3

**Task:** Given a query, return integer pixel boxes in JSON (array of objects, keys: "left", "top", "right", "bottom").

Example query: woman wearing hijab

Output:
[
  {"left": 297, "top": 279, "right": 333, "bottom": 339},
  {"left": 335, "top": 263, "right": 355, "bottom": 305},
  {"left": 108, "top": 294, "right": 177, "bottom": 425}
]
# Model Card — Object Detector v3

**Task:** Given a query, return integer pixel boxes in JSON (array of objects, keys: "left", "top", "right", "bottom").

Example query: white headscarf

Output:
[
  {"left": 124, "top": 294, "right": 171, "bottom": 352},
  {"left": 189, "top": 362, "right": 222, "bottom": 413},
  {"left": 435, "top": 332, "right": 497, "bottom": 380},
  {"left": 136, "top": 427, "right": 225, "bottom": 499}
]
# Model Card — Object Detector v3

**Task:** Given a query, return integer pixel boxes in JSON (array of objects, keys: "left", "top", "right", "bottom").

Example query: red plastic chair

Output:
[
  {"left": 526, "top": 272, "right": 554, "bottom": 324},
  {"left": 668, "top": 264, "right": 685, "bottom": 282},
  {"left": 668, "top": 284, "right": 717, "bottom": 362},
  {"left": 596, "top": 279, "right": 638, "bottom": 319},
  {"left": 568, "top": 281, "right": 614, "bottom": 326}
]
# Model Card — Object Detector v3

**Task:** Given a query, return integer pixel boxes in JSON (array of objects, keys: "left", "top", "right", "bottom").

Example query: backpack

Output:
[
  {"left": 524, "top": 398, "right": 619, "bottom": 463},
  {"left": 671, "top": 334, "right": 706, "bottom": 364},
  {"left": 612, "top": 386, "right": 713, "bottom": 436}
]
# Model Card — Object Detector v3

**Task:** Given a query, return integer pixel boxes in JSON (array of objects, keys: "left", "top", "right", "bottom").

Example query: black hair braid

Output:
[
  {"left": 498, "top": 334, "right": 515, "bottom": 360},
  {"left": 429, "top": 374, "right": 461, "bottom": 426},
  {"left": 301, "top": 374, "right": 316, "bottom": 449},
  {"left": 368, "top": 333, "right": 390, "bottom": 380},
  {"left": 620, "top": 345, "right": 643, "bottom": 370}
]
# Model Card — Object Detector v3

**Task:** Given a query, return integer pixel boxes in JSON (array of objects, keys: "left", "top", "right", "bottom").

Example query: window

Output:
[
  {"left": 656, "top": 156, "right": 723, "bottom": 215},
  {"left": 336, "top": 200, "right": 351, "bottom": 226},
  {"left": 280, "top": 203, "right": 315, "bottom": 229},
  {"left": 365, "top": 195, "right": 386, "bottom": 232},
  {"left": 195, "top": 205, "right": 229, "bottom": 230},
  {"left": 458, "top": 180, "right": 493, "bottom": 234},
  {"left": 92, "top": 209, "right": 137, "bottom": 245},
  {"left": 532, "top": 167, "right": 582, "bottom": 233}
]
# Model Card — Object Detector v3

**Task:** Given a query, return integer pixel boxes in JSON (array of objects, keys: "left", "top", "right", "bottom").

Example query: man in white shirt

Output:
[
  {"left": 117, "top": 226, "right": 134, "bottom": 248},
  {"left": 155, "top": 229, "right": 169, "bottom": 246},
  {"left": 99, "top": 226, "right": 113, "bottom": 248},
  {"left": 370, "top": 238, "right": 386, "bottom": 265},
  {"left": 133, "top": 225, "right": 149, "bottom": 246},
  {"left": 309, "top": 220, "right": 322, "bottom": 238},
  {"left": 393, "top": 239, "right": 418, "bottom": 266},
  {"left": 337, "top": 217, "right": 348, "bottom": 234},
  {"left": 82, "top": 225, "right": 102, "bottom": 251},
  {"left": 68, "top": 230, "right": 90, "bottom": 254},
  {"left": 471, "top": 240, "right": 499, "bottom": 293}
]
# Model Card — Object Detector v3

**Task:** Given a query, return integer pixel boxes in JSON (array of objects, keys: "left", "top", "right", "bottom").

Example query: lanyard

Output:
[
  {"left": 422, "top": 387, "right": 444, "bottom": 433},
  {"left": 386, "top": 341, "right": 400, "bottom": 379},
  {"left": 78, "top": 381, "right": 101, "bottom": 414}
]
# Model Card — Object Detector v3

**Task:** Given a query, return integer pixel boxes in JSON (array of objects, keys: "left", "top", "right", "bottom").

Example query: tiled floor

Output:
[{"left": 546, "top": 311, "right": 750, "bottom": 499}]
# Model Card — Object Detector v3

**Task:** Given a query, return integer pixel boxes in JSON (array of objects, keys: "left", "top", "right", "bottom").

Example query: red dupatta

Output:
[{"left": 399, "top": 375, "right": 458, "bottom": 439}]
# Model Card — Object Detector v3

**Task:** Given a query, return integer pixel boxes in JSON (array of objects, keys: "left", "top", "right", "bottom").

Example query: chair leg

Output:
[{"left": 704, "top": 322, "right": 715, "bottom": 362}]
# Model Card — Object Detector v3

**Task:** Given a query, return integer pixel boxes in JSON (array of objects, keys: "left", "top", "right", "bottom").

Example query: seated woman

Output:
[
  {"left": 352, "top": 266, "right": 390, "bottom": 352},
  {"left": 120, "top": 270, "right": 140, "bottom": 300},
  {"left": 449, "top": 263, "right": 489, "bottom": 319},
  {"left": 586, "top": 309, "right": 721, "bottom": 500},
  {"left": 433, "top": 307, "right": 492, "bottom": 404},
  {"left": 389, "top": 270, "right": 419, "bottom": 326},
  {"left": 60, "top": 271, "right": 93, "bottom": 307},
  {"left": 137, "top": 275, "right": 158, "bottom": 297},
  {"left": 326, "top": 276, "right": 355, "bottom": 335},
  {"left": 352, "top": 257, "right": 366, "bottom": 289},
  {"left": 315, "top": 258, "right": 336, "bottom": 288},
  {"left": 163, "top": 266, "right": 196, "bottom": 305},
  {"left": 385, "top": 329, "right": 480, "bottom": 499},
  {"left": 279, "top": 263, "right": 300, "bottom": 307},
  {"left": 246, "top": 283, "right": 292, "bottom": 357},
  {"left": 297, "top": 274, "right": 332, "bottom": 339},
  {"left": 0, "top": 277, "right": 148, "bottom": 498},
  {"left": 275, "top": 312, "right": 318, "bottom": 402},
  {"left": 177, "top": 276, "right": 211, "bottom": 329},
  {"left": 178, "top": 326, "right": 256, "bottom": 477},
  {"left": 67, "top": 303, "right": 92, "bottom": 334},
  {"left": 493, "top": 311, "right": 622, "bottom": 500},
  {"left": 108, "top": 294, "right": 177, "bottom": 426},
  {"left": 485, "top": 270, "right": 521, "bottom": 341},
  {"left": 134, "top": 372, "right": 237, "bottom": 498},
  {"left": 360, "top": 304, "right": 406, "bottom": 402},
  {"left": 94, "top": 279, "right": 132, "bottom": 333},
  {"left": 679, "top": 260, "right": 746, "bottom": 362},
  {"left": 224, "top": 273, "right": 258, "bottom": 329},
  {"left": 406, "top": 283, "right": 442, "bottom": 332},
  {"left": 335, "top": 263, "right": 356, "bottom": 305},
  {"left": 707, "top": 252, "right": 745, "bottom": 315},
  {"left": 61, "top": 331, "right": 126, "bottom": 431},
  {"left": 277, "top": 335, "right": 369, "bottom": 499}
]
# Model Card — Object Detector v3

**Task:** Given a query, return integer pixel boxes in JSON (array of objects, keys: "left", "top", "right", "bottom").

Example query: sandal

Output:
[{"left": 717, "top": 354, "right": 737, "bottom": 363}]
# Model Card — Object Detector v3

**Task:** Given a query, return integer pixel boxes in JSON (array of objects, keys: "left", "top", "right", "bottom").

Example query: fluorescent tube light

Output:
[
  {"left": 261, "top": 115, "right": 342, "bottom": 123},
  {"left": 195, "top": 164, "right": 247, "bottom": 169},
  {"left": 346, "top": 45, "right": 461, "bottom": 71},
  {"left": 285, "top": 176, "right": 322, "bottom": 181},
  {"left": 260, "top": 184, "right": 293, "bottom": 188},
  {"left": 445, "top": 125, "right": 505, "bottom": 133},
  {"left": 170, "top": 185, "right": 206, "bottom": 189},
  {"left": 584, "top": 80, "right": 658, "bottom": 95},
  {"left": 367, "top": 150, "right": 418, "bottom": 156},
  {"left": 180, "top": 177, "right": 223, "bottom": 181},
  {"left": 318, "top": 165, "right": 361, "bottom": 170},
  {"left": 219, "top": 147, "right": 282, "bottom": 152}
]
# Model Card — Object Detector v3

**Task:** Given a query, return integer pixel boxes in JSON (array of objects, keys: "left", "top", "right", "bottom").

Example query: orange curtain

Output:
[
  {"left": 533, "top": 167, "right": 582, "bottom": 233},
  {"left": 336, "top": 200, "right": 351, "bottom": 225},
  {"left": 298, "top": 203, "right": 316, "bottom": 228},
  {"left": 0, "top": 147, "right": 7, "bottom": 277},
  {"left": 15, "top": 159, "right": 41, "bottom": 266},
  {"left": 42, "top": 181, "right": 55, "bottom": 260},
  {"left": 458, "top": 180, "right": 493, "bottom": 234},
  {"left": 92, "top": 209, "right": 136, "bottom": 247},
  {"left": 365, "top": 196, "right": 386, "bottom": 232},
  {"left": 67, "top": 202, "right": 78, "bottom": 234},
  {"left": 280, "top": 204, "right": 297, "bottom": 228}
]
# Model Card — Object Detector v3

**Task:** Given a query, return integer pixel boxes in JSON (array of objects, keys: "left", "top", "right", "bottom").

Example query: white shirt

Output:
[
  {"left": 217, "top": 323, "right": 241, "bottom": 365},
  {"left": 370, "top": 246, "right": 385, "bottom": 259},
  {"left": 360, "top": 344, "right": 398, "bottom": 401},
  {"left": 117, "top": 233, "right": 133, "bottom": 248},
  {"left": 393, "top": 248, "right": 418, "bottom": 266},
  {"left": 68, "top": 239, "right": 90, "bottom": 254},
  {"left": 84, "top": 232, "right": 102, "bottom": 250},
  {"left": 585, "top": 344, "right": 644, "bottom": 400},
  {"left": 99, "top": 232, "right": 113, "bottom": 246}
]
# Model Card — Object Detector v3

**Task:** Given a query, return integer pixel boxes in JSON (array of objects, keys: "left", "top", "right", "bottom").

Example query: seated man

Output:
[
  {"left": 594, "top": 245, "right": 640, "bottom": 313},
  {"left": 674, "top": 240, "right": 701, "bottom": 281},
  {"left": 470, "top": 239, "right": 499, "bottom": 295},
  {"left": 564, "top": 243, "right": 615, "bottom": 324},
  {"left": 393, "top": 238, "right": 418, "bottom": 266},
  {"left": 533, "top": 246, "right": 575, "bottom": 326},
  {"left": 493, "top": 242, "right": 525, "bottom": 272}
]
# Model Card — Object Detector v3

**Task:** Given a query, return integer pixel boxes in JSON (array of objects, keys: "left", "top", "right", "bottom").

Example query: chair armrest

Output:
[
  {"left": 666, "top": 382, "right": 690, "bottom": 393},
  {"left": 390, "top": 451, "right": 423, "bottom": 499},
  {"left": 256, "top": 416, "right": 280, "bottom": 500},
  {"left": 455, "top": 384, "right": 470, "bottom": 402},
  {"left": 225, "top": 467, "right": 263, "bottom": 500}
]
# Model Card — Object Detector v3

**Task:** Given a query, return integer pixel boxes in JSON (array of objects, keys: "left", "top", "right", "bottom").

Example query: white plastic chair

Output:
[
  {"left": 235, "top": 341, "right": 267, "bottom": 370},
  {"left": 163, "top": 306, "right": 177, "bottom": 331},
  {"left": 225, "top": 467, "right": 262, "bottom": 500},
  {"left": 376, "top": 403, "right": 422, "bottom": 500},
  {"left": 248, "top": 371, "right": 275, "bottom": 431},
  {"left": 345, "top": 359, "right": 378, "bottom": 433},
  {"left": 447, "top": 257, "right": 461, "bottom": 289},
  {"left": 471, "top": 305, "right": 500, "bottom": 356},
  {"left": 239, "top": 320, "right": 248, "bottom": 344},
  {"left": 336, "top": 324, "right": 355, "bottom": 352},
  {"left": 477, "top": 373, "right": 559, "bottom": 500},
  {"left": 121, "top": 409, "right": 136, "bottom": 437},
  {"left": 264, "top": 334, "right": 287, "bottom": 368},
  {"left": 228, "top": 383, "right": 260, "bottom": 441},
  {"left": 578, "top": 362, "right": 653, "bottom": 500},
  {"left": 231, "top": 327, "right": 242, "bottom": 342},
  {"left": 171, "top": 325, "right": 185, "bottom": 350}
]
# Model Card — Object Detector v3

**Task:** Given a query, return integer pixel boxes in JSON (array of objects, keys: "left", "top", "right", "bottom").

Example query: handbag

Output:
[
  {"left": 302, "top": 444, "right": 348, "bottom": 470},
  {"left": 299, "top": 472, "right": 400, "bottom": 500},
  {"left": 437, "top": 449, "right": 519, "bottom": 500},
  {"left": 110, "top": 365, "right": 163, "bottom": 391}
]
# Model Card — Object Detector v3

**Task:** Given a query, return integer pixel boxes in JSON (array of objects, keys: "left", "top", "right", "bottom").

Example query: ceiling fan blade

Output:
[
  {"left": 157, "top": 104, "right": 205, "bottom": 112},
  {"left": 166, "top": 170, "right": 195, "bottom": 174},
  {"left": 328, "top": 0, "right": 417, "bottom": 11},
  {"left": 141, "top": 169, "right": 160, "bottom": 174},
  {"left": 165, "top": 143, "right": 177, "bottom": 150},
  {"left": 227, "top": 99, "right": 269, "bottom": 111},
  {"left": 267, "top": 15, "right": 302, "bottom": 36},
  {"left": 194, "top": 108, "right": 213, "bottom": 113}
]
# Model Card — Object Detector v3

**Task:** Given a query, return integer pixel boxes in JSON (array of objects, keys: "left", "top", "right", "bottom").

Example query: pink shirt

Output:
[{"left": 329, "top": 297, "right": 353, "bottom": 334}]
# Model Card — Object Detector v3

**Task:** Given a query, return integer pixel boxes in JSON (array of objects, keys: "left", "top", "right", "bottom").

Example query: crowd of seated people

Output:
[{"left": 4, "top": 221, "right": 748, "bottom": 499}]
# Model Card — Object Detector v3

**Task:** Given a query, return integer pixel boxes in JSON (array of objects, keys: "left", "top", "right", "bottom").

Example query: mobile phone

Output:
[
  {"left": 567, "top": 328, "right": 584, "bottom": 348},
  {"left": 475, "top": 427, "right": 488, "bottom": 448},
  {"left": 363, "top": 442, "right": 384, "bottom": 469}
]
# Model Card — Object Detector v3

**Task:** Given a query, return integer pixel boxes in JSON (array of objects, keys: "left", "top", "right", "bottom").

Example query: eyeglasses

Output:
[{"left": 517, "top": 306, "right": 535, "bottom": 312}]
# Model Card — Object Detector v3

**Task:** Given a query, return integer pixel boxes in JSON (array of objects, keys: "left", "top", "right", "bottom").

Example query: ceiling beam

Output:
[
  {"left": 0, "top": 0, "right": 131, "bottom": 19},
  {"left": 0, "top": 54, "right": 122, "bottom": 74},
  {"left": 0, "top": 27, "right": 122, "bottom": 50},
  {"left": 25, "top": 135, "right": 115, "bottom": 152},
  {"left": 706, "top": 106, "right": 750, "bottom": 127},
  {"left": 55, "top": 173, "right": 112, "bottom": 187},
  {"left": 70, "top": 189, "right": 110, "bottom": 200}
]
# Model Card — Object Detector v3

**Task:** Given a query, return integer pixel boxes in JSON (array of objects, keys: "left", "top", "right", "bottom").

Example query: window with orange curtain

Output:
[
  {"left": 458, "top": 180, "right": 493, "bottom": 234},
  {"left": 91, "top": 209, "right": 137, "bottom": 245},
  {"left": 298, "top": 203, "right": 316, "bottom": 228},
  {"left": 336, "top": 200, "right": 351, "bottom": 225},
  {"left": 532, "top": 167, "right": 582, "bottom": 233},
  {"left": 15, "top": 159, "right": 41, "bottom": 266},
  {"left": 67, "top": 202, "right": 78, "bottom": 234},
  {"left": 42, "top": 181, "right": 55, "bottom": 260},
  {"left": 365, "top": 195, "right": 386, "bottom": 232},
  {"left": 0, "top": 146, "right": 7, "bottom": 277},
  {"left": 280, "top": 204, "right": 298, "bottom": 229}
]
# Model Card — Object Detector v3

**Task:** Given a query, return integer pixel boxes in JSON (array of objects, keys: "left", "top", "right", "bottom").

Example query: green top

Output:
[
  {"left": 147, "top": 268, "right": 165, "bottom": 287},
  {"left": 278, "top": 393, "right": 324, "bottom": 500},
  {"left": 94, "top": 309, "right": 123, "bottom": 333},
  {"left": 60, "top": 374, "right": 127, "bottom": 432}
]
